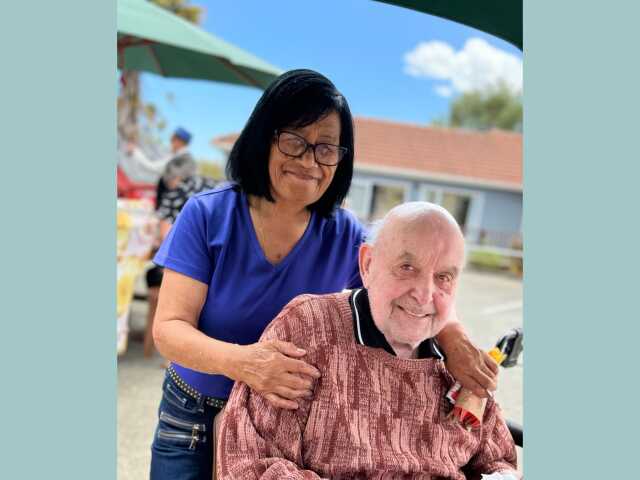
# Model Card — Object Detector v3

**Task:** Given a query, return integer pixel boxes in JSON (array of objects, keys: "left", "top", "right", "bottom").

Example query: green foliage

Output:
[
  {"left": 468, "top": 250, "right": 523, "bottom": 277},
  {"left": 445, "top": 83, "right": 522, "bottom": 132},
  {"left": 429, "top": 116, "right": 448, "bottom": 127},
  {"left": 468, "top": 251, "right": 509, "bottom": 270},
  {"left": 198, "top": 162, "right": 225, "bottom": 181},
  {"left": 151, "top": 0, "right": 204, "bottom": 24}
]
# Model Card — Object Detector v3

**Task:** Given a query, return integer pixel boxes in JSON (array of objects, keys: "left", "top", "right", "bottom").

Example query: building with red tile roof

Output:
[{"left": 212, "top": 117, "right": 522, "bottom": 249}]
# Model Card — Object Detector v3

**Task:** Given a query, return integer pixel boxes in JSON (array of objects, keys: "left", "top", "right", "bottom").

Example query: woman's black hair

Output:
[{"left": 225, "top": 69, "right": 354, "bottom": 218}]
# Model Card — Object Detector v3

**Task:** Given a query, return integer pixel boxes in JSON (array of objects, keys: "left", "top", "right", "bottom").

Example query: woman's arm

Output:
[
  {"left": 152, "top": 268, "right": 235, "bottom": 375},
  {"left": 436, "top": 305, "right": 499, "bottom": 398},
  {"left": 152, "top": 268, "right": 321, "bottom": 408}
]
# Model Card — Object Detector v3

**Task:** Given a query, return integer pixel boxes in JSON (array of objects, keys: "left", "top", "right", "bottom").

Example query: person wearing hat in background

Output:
[
  {"left": 123, "top": 127, "right": 198, "bottom": 357},
  {"left": 153, "top": 127, "right": 195, "bottom": 209},
  {"left": 142, "top": 134, "right": 218, "bottom": 359},
  {"left": 123, "top": 127, "right": 195, "bottom": 196}
]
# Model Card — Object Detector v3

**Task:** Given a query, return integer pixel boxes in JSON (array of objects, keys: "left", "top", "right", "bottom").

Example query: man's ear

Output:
[{"left": 358, "top": 244, "right": 373, "bottom": 288}]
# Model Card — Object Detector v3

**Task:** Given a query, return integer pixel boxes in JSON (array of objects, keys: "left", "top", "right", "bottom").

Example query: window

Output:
[
  {"left": 418, "top": 185, "right": 475, "bottom": 233},
  {"left": 417, "top": 188, "right": 438, "bottom": 203},
  {"left": 345, "top": 182, "right": 370, "bottom": 219},
  {"left": 346, "top": 179, "right": 409, "bottom": 221},
  {"left": 441, "top": 192, "right": 471, "bottom": 231},
  {"left": 370, "top": 184, "right": 406, "bottom": 220}
]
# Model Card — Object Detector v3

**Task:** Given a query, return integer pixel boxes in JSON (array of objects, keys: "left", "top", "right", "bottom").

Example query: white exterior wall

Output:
[{"left": 347, "top": 170, "right": 521, "bottom": 248}]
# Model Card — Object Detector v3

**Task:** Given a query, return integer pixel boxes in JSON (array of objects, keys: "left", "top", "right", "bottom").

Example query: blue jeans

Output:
[{"left": 150, "top": 372, "right": 222, "bottom": 480}]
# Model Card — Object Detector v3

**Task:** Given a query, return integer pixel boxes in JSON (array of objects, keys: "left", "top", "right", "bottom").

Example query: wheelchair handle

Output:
[{"left": 495, "top": 328, "right": 523, "bottom": 368}]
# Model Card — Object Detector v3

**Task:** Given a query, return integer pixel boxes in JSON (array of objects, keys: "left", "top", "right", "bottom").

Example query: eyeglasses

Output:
[{"left": 275, "top": 130, "right": 348, "bottom": 167}]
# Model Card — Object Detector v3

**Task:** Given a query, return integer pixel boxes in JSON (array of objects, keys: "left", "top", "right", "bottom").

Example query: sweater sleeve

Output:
[
  {"left": 216, "top": 299, "right": 326, "bottom": 480},
  {"left": 464, "top": 400, "right": 520, "bottom": 479}
]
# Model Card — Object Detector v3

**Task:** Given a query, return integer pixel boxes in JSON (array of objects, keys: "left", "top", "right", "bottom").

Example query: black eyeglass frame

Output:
[{"left": 274, "top": 130, "right": 349, "bottom": 167}]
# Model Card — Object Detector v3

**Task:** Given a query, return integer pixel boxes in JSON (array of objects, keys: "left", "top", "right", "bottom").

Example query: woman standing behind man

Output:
[{"left": 149, "top": 69, "right": 498, "bottom": 479}]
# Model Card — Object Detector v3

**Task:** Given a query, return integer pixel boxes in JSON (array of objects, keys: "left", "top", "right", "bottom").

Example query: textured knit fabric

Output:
[
  {"left": 153, "top": 185, "right": 365, "bottom": 398},
  {"left": 217, "top": 293, "right": 518, "bottom": 480}
]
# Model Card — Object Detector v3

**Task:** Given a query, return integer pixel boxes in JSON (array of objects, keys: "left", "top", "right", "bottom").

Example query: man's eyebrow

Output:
[
  {"left": 440, "top": 266, "right": 459, "bottom": 277},
  {"left": 395, "top": 252, "right": 415, "bottom": 262}
]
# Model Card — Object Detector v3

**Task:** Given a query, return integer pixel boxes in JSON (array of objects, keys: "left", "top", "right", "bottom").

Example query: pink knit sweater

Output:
[{"left": 217, "top": 293, "right": 518, "bottom": 480}]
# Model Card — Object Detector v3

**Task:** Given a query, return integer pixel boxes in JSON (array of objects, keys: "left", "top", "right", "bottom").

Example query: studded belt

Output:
[{"left": 167, "top": 365, "right": 227, "bottom": 410}]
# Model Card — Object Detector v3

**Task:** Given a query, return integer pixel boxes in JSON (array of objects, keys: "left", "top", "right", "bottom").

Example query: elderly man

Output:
[{"left": 217, "top": 202, "right": 519, "bottom": 480}]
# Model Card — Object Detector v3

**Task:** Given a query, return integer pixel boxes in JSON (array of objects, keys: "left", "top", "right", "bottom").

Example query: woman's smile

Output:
[{"left": 284, "top": 169, "right": 320, "bottom": 182}]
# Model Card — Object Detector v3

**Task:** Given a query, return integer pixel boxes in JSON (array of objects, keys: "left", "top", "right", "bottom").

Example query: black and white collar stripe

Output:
[
  {"left": 352, "top": 288, "right": 366, "bottom": 346},
  {"left": 349, "top": 288, "right": 444, "bottom": 360}
]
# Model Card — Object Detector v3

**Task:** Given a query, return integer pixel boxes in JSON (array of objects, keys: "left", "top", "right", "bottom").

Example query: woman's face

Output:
[{"left": 268, "top": 111, "right": 341, "bottom": 208}]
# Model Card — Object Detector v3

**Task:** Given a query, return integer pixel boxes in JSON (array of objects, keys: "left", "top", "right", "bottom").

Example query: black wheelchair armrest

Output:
[{"left": 506, "top": 419, "right": 523, "bottom": 447}]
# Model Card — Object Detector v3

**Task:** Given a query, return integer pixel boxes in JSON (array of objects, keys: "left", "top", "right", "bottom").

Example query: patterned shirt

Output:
[{"left": 156, "top": 175, "right": 218, "bottom": 223}]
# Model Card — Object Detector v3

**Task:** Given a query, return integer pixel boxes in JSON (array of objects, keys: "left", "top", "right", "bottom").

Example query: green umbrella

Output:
[
  {"left": 374, "top": 0, "right": 522, "bottom": 50},
  {"left": 117, "top": 0, "right": 282, "bottom": 88}
]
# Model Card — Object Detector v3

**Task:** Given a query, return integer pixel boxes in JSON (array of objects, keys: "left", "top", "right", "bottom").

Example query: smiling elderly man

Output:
[{"left": 217, "top": 202, "right": 519, "bottom": 480}]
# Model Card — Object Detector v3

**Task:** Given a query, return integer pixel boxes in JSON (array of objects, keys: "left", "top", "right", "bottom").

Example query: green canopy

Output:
[
  {"left": 117, "top": 0, "right": 282, "bottom": 88},
  {"left": 374, "top": 0, "right": 522, "bottom": 50}
]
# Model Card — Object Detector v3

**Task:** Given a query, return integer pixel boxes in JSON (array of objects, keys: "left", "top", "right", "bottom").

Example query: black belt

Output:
[{"left": 167, "top": 365, "right": 227, "bottom": 410}]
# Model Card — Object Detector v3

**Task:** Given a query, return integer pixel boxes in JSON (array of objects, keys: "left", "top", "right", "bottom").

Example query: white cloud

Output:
[
  {"left": 434, "top": 85, "right": 453, "bottom": 98},
  {"left": 404, "top": 38, "right": 522, "bottom": 95}
]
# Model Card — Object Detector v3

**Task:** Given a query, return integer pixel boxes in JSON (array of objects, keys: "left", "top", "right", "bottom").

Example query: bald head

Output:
[
  {"left": 367, "top": 202, "right": 464, "bottom": 249},
  {"left": 358, "top": 202, "right": 466, "bottom": 359}
]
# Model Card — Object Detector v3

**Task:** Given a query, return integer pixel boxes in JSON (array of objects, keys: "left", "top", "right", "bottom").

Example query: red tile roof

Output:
[{"left": 212, "top": 117, "right": 522, "bottom": 191}]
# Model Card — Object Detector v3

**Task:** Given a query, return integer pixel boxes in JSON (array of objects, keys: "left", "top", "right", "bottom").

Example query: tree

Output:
[
  {"left": 117, "top": 0, "right": 204, "bottom": 142},
  {"left": 198, "top": 161, "right": 225, "bottom": 181},
  {"left": 442, "top": 83, "right": 522, "bottom": 132}
]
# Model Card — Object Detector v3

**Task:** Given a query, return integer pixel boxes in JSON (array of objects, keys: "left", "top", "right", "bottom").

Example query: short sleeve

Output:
[{"left": 153, "top": 196, "right": 213, "bottom": 284}]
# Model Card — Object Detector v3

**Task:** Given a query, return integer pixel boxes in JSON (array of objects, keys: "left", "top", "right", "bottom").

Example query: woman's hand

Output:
[
  {"left": 233, "top": 340, "right": 321, "bottom": 410},
  {"left": 436, "top": 306, "right": 499, "bottom": 398},
  {"left": 443, "top": 335, "right": 498, "bottom": 398}
]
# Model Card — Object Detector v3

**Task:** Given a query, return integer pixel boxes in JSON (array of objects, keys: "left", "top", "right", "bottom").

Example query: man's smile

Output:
[{"left": 397, "top": 305, "right": 435, "bottom": 319}]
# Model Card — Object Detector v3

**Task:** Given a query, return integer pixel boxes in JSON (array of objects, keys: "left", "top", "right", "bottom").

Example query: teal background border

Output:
[
  {"left": 2, "top": 0, "right": 639, "bottom": 478},
  {"left": 1, "top": 1, "right": 116, "bottom": 478},
  {"left": 525, "top": 0, "right": 640, "bottom": 477}
]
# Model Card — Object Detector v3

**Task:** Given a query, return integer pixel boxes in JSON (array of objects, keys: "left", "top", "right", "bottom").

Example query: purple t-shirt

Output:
[{"left": 154, "top": 184, "right": 365, "bottom": 398}]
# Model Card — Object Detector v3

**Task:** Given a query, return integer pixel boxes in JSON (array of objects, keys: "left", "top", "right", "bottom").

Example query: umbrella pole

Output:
[{"left": 146, "top": 45, "right": 166, "bottom": 77}]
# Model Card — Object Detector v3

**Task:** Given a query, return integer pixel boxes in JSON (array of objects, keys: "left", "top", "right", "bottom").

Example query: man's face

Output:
[
  {"left": 170, "top": 135, "right": 187, "bottom": 153},
  {"left": 165, "top": 176, "right": 182, "bottom": 190},
  {"left": 359, "top": 214, "right": 465, "bottom": 352}
]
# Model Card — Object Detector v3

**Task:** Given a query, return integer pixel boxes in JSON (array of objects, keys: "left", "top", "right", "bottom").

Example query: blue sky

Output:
[{"left": 139, "top": 0, "right": 523, "bottom": 163}]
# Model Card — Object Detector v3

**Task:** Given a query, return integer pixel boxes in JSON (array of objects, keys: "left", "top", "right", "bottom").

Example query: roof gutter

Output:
[{"left": 354, "top": 163, "right": 522, "bottom": 193}]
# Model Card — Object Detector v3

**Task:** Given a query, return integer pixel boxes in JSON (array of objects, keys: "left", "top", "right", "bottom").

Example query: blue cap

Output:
[{"left": 173, "top": 127, "right": 192, "bottom": 144}]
